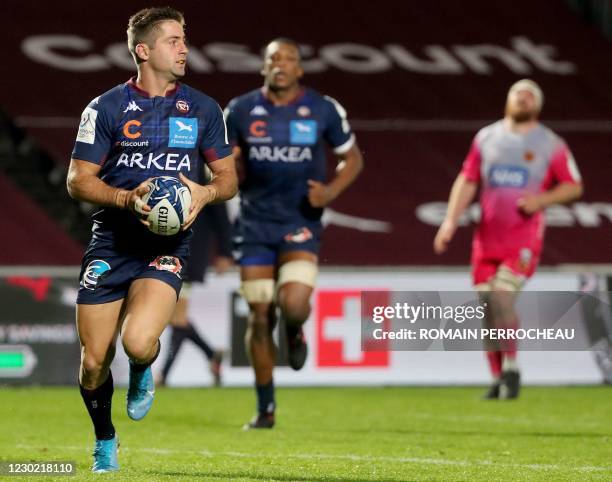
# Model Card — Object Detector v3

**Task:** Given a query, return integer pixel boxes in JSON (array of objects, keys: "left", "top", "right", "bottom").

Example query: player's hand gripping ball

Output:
[{"left": 141, "top": 176, "right": 191, "bottom": 236}]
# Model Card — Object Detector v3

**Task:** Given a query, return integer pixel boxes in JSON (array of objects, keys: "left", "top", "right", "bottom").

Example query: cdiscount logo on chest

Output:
[{"left": 169, "top": 117, "right": 198, "bottom": 148}]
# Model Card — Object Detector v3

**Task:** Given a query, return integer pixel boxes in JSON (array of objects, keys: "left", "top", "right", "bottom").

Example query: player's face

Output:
[
  {"left": 505, "top": 89, "right": 539, "bottom": 123},
  {"left": 147, "top": 20, "right": 189, "bottom": 80},
  {"left": 262, "top": 42, "right": 303, "bottom": 91}
]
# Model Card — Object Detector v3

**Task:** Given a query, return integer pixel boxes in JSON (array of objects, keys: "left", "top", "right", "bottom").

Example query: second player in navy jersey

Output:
[
  {"left": 66, "top": 7, "right": 237, "bottom": 472},
  {"left": 224, "top": 38, "right": 363, "bottom": 429},
  {"left": 225, "top": 82, "right": 355, "bottom": 225}
]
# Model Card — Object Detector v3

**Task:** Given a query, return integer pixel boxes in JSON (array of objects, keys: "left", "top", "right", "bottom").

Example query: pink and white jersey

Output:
[{"left": 461, "top": 121, "right": 581, "bottom": 259}]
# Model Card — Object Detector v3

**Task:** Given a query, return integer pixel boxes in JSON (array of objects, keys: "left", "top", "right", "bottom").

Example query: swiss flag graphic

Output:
[{"left": 316, "top": 290, "right": 390, "bottom": 367}]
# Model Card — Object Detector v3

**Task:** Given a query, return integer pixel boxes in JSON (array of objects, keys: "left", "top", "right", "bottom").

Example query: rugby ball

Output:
[{"left": 141, "top": 176, "right": 191, "bottom": 236}]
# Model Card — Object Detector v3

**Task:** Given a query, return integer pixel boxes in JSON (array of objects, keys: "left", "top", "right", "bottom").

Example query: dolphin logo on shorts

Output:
[{"left": 81, "top": 260, "right": 111, "bottom": 290}]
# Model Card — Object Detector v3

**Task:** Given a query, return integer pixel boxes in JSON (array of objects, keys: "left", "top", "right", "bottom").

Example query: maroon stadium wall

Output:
[
  {"left": 1, "top": 0, "right": 611, "bottom": 265},
  {"left": 0, "top": 174, "right": 83, "bottom": 265}
]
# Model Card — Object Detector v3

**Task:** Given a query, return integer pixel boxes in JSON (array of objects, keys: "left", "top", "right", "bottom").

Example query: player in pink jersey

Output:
[{"left": 434, "top": 79, "right": 583, "bottom": 399}]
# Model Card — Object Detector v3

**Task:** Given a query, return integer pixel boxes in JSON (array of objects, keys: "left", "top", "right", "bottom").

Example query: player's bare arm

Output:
[
  {"left": 66, "top": 158, "right": 152, "bottom": 219},
  {"left": 517, "top": 182, "right": 583, "bottom": 215},
  {"left": 308, "top": 143, "right": 364, "bottom": 208},
  {"left": 231, "top": 146, "right": 246, "bottom": 183},
  {"left": 179, "top": 154, "right": 237, "bottom": 229},
  {"left": 434, "top": 173, "right": 478, "bottom": 254}
]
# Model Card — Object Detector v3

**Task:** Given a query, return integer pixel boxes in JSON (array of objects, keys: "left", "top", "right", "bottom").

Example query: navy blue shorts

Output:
[
  {"left": 233, "top": 218, "right": 322, "bottom": 266},
  {"left": 76, "top": 240, "right": 189, "bottom": 305}
]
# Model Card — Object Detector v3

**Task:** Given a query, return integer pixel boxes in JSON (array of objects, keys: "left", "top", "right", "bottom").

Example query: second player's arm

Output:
[
  {"left": 308, "top": 143, "right": 364, "bottom": 208},
  {"left": 433, "top": 173, "right": 478, "bottom": 254}
]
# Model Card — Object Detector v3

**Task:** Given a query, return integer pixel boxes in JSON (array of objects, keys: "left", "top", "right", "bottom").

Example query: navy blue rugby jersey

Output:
[
  {"left": 71, "top": 78, "right": 231, "bottom": 249},
  {"left": 224, "top": 87, "right": 355, "bottom": 223}
]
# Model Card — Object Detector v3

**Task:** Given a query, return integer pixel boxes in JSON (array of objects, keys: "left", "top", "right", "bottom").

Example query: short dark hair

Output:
[
  {"left": 263, "top": 37, "right": 302, "bottom": 58},
  {"left": 127, "top": 7, "right": 185, "bottom": 62}
]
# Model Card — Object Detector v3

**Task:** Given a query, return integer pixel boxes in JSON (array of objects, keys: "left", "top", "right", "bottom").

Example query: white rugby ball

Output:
[{"left": 141, "top": 176, "right": 191, "bottom": 236}]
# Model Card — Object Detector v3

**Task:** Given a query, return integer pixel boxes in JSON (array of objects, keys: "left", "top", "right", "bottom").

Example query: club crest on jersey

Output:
[
  {"left": 290, "top": 120, "right": 317, "bottom": 145},
  {"left": 488, "top": 165, "right": 528, "bottom": 188},
  {"left": 284, "top": 227, "right": 314, "bottom": 244},
  {"left": 149, "top": 256, "right": 183, "bottom": 277},
  {"left": 297, "top": 106, "right": 311, "bottom": 117},
  {"left": 81, "top": 260, "right": 111, "bottom": 290},
  {"left": 169, "top": 117, "right": 198, "bottom": 148},
  {"left": 524, "top": 150, "right": 535, "bottom": 162},
  {"left": 176, "top": 100, "right": 190, "bottom": 113}
]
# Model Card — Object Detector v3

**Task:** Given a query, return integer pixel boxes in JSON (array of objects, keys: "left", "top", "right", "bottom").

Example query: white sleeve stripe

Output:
[
  {"left": 324, "top": 95, "right": 348, "bottom": 119},
  {"left": 333, "top": 134, "right": 356, "bottom": 155},
  {"left": 219, "top": 105, "right": 229, "bottom": 145}
]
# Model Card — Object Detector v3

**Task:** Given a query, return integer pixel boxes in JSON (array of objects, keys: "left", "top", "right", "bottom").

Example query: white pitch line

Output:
[{"left": 15, "top": 444, "right": 611, "bottom": 473}]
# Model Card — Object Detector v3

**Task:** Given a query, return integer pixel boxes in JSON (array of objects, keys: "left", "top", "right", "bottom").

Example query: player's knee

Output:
[
  {"left": 248, "top": 325, "right": 269, "bottom": 344},
  {"left": 247, "top": 311, "right": 272, "bottom": 342},
  {"left": 476, "top": 287, "right": 491, "bottom": 304},
  {"left": 81, "top": 355, "right": 104, "bottom": 376},
  {"left": 492, "top": 266, "right": 524, "bottom": 293},
  {"left": 276, "top": 260, "right": 317, "bottom": 323},
  {"left": 241, "top": 279, "right": 275, "bottom": 304},
  {"left": 277, "top": 260, "right": 317, "bottom": 291},
  {"left": 81, "top": 348, "right": 112, "bottom": 379},
  {"left": 242, "top": 279, "right": 275, "bottom": 343},
  {"left": 278, "top": 291, "right": 310, "bottom": 324},
  {"left": 122, "top": 335, "right": 158, "bottom": 363},
  {"left": 489, "top": 289, "right": 518, "bottom": 324}
]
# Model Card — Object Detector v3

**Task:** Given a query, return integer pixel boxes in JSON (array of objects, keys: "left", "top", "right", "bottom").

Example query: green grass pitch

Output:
[{"left": 0, "top": 386, "right": 610, "bottom": 481}]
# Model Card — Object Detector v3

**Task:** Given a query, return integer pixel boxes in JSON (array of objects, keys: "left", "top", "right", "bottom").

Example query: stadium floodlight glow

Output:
[{"left": 0, "top": 345, "right": 37, "bottom": 377}]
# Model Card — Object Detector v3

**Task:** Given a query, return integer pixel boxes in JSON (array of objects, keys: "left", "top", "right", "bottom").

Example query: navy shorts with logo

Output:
[
  {"left": 233, "top": 217, "right": 322, "bottom": 266},
  {"left": 76, "top": 238, "right": 189, "bottom": 305}
]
